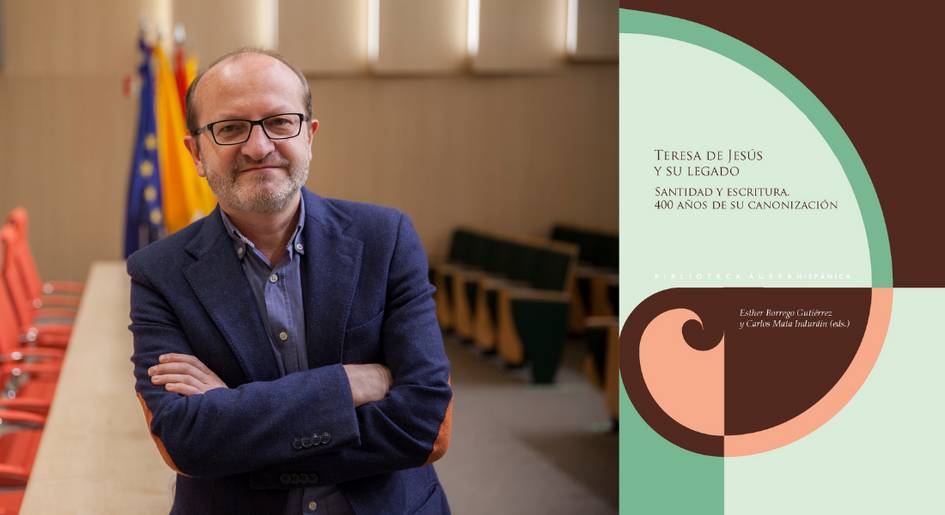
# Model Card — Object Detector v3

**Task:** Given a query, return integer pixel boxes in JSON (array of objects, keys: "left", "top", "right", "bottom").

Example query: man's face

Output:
[{"left": 184, "top": 54, "right": 318, "bottom": 215}]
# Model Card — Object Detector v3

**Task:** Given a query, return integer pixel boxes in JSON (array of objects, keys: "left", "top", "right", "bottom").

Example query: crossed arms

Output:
[
  {"left": 148, "top": 353, "right": 393, "bottom": 408},
  {"left": 129, "top": 213, "right": 452, "bottom": 484}
]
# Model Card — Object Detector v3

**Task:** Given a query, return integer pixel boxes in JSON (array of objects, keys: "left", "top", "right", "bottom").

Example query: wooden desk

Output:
[{"left": 20, "top": 261, "right": 174, "bottom": 514}]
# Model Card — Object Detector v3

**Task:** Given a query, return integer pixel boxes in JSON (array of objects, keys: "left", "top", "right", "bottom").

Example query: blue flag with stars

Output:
[{"left": 124, "top": 36, "right": 164, "bottom": 258}]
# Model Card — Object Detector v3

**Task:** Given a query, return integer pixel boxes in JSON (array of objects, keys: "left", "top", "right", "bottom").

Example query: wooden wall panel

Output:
[
  {"left": 279, "top": 0, "right": 368, "bottom": 74},
  {"left": 474, "top": 0, "right": 568, "bottom": 72},
  {"left": 570, "top": 0, "right": 618, "bottom": 61},
  {"left": 307, "top": 66, "right": 618, "bottom": 260},
  {"left": 0, "top": 0, "right": 5, "bottom": 71},
  {"left": 173, "top": 0, "right": 277, "bottom": 65},
  {"left": 0, "top": 76, "right": 134, "bottom": 282},
  {"left": 2, "top": 0, "right": 165, "bottom": 76},
  {"left": 373, "top": 0, "right": 467, "bottom": 74}
]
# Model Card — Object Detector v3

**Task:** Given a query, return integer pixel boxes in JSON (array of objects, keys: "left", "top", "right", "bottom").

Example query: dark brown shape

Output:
[{"left": 621, "top": 288, "right": 871, "bottom": 455}]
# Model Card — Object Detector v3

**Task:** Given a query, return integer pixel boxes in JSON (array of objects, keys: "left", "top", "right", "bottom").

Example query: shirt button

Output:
[
  {"left": 236, "top": 247, "right": 245, "bottom": 257},
  {"left": 269, "top": 273, "right": 278, "bottom": 283},
  {"left": 279, "top": 331, "right": 289, "bottom": 341},
  {"left": 307, "top": 501, "right": 317, "bottom": 511},
  {"left": 295, "top": 243, "right": 304, "bottom": 252}
]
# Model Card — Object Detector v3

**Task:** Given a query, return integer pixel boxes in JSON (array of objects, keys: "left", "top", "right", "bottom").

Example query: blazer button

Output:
[
  {"left": 280, "top": 474, "right": 291, "bottom": 485},
  {"left": 310, "top": 433, "right": 321, "bottom": 447},
  {"left": 292, "top": 438, "right": 302, "bottom": 450},
  {"left": 301, "top": 436, "right": 312, "bottom": 449},
  {"left": 319, "top": 432, "right": 332, "bottom": 445}
]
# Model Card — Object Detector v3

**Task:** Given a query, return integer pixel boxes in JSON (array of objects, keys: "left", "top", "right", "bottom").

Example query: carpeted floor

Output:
[{"left": 435, "top": 333, "right": 618, "bottom": 514}]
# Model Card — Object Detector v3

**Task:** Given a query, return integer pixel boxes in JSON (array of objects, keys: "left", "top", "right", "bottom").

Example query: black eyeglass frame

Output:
[{"left": 192, "top": 113, "right": 309, "bottom": 146}]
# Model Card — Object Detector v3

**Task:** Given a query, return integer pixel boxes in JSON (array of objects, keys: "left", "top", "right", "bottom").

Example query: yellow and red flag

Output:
[
  {"left": 174, "top": 44, "right": 198, "bottom": 119},
  {"left": 153, "top": 45, "right": 215, "bottom": 234}
]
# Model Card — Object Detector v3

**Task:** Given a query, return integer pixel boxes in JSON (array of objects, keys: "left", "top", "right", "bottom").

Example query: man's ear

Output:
[
  {"left": 307, "top": 119, "right": 319, "bottom": 146},
  {"left": 183, "top": 135, "right": 205, "bottom": 177}
]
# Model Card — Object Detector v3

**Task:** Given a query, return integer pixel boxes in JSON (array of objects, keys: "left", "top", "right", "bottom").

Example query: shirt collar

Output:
[{"left": 219, "top": 197, "right": 306, "bottom": 261}]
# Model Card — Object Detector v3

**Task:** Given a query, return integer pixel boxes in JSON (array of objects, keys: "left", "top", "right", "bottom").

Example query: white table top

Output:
[{"left": 20, "top": 261, "right": 175, "bottom": 514}]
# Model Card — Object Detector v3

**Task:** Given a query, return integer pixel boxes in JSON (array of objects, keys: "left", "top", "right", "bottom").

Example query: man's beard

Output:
[{"left": 203, "top": 156, "right": 308, "bottom": 214}]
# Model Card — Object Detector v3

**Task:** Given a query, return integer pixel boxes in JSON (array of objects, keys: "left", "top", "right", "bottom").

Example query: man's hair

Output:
[{"left": 185, "top": 47, "right": 313, "bottom": 135}]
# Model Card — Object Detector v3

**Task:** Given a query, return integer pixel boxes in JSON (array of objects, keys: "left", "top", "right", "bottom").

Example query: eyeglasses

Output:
[{"left": 193, "top": 113, "right": 308, "bottom": 146}]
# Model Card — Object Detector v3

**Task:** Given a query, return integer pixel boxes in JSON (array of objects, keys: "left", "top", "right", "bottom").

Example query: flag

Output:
[
  {"left": 154, "top": 45, "right": 216, "bottom": 234},
  {"left": 173, "top": 43, "right": 197, "bottom": 119},
  {"left": 124, "top": 36, "right": 164, "bottom": 258}
]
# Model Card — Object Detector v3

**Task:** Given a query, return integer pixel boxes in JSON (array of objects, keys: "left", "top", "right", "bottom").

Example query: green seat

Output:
[
  {"left": 510, "top": 299, "right": 569, "bottom": 384},
  {"left": 550, "top": 224, "right": 618, "bottom": 333}
]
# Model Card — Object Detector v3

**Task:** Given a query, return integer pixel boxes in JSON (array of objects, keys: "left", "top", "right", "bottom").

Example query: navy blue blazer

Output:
[{"left": 128, "top": 189, "right": 453, "bottom": 514}]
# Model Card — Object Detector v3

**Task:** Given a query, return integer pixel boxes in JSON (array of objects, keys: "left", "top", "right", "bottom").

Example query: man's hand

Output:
[
  {"left": 343, "top": 364, "right": 393, "bottom": 407},
  {"left": 149, "top": 353, "right": 228, "bottom": 396}
]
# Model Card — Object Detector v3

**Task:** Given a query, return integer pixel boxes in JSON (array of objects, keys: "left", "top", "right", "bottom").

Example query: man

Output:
[{"left": 128, "top": 48, "right": 453, "bottom": 515}]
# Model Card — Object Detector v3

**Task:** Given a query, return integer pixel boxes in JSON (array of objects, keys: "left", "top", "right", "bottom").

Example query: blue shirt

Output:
[
  {"left": 220, "top": 204, "right": 307, "bottom": 375},
  {"left": 219, "top": 201, "right": 354, "bottom": 515}
]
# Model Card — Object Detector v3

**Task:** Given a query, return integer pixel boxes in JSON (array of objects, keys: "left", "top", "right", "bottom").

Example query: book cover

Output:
[{"left": 620, "top": 3, "right": 943, "bottom": 513}]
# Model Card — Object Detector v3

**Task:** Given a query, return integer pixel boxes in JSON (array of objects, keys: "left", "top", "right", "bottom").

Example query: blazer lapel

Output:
[
  {"left": 300, "top": 192, "right": 364, "bottom": 369},
  {"left": 182, "top": 210, "right": 281, "bottom": 382}
]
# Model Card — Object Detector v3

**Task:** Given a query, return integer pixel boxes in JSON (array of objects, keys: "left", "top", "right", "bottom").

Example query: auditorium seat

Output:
[
  {"left": 583, "top": 317, "right": 618, "bottom": 426},
  {"left": 0, "top": 234, "right": 63, "bottom": 413},
  {"left": 433, "top": 228, "right": 492, "bottom": 340},
  {"left": 5, "top": 208, "right": 84, "bottom": 301},
  {"left": 434, "top": 227, "right": 578, "bottom": 383},
  {"left": 0, "top": 490, "right": 24, "bottom": 515},
  {"left": 0, "top": 256, "right": 58, "bottom": 418},
  {"left": 430, "top": 228, "right": 481, "bottom": 331},
  {"left": 0, "top": 423, "right": 45, "bottom": 487},
  {"left": 0, "top": 227, "right": 72, "bottom": 348},
  {"left": 0, "top": 407, "right": 48, "bottom": 513},
  {"left": 550, "top": 224, "right": 618, "bottom": 333},
  {"left": 495, "top": 243, "right": 577, "bottom": 383},
  {"left": 0, "top": 277, "right": 64, "bottom": 368}
]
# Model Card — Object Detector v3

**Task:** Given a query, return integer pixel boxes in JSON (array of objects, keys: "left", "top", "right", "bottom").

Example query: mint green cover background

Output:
[
  {"left": 619, "top": 9, "right": 902, "bottom": 515},
  {"left": 622, "top": 31, "right": 871, "bottom": 315},
  {"left": 725, "top": 289, "right": 944, "bottom": 513},
  {"left": 619, "top": 10, "right": 891, "bottom": 287}
]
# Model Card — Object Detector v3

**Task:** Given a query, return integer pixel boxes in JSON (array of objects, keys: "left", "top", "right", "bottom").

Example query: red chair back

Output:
[
  {"left": 0, "top": 282, "right": 24, "bottom": 358},
  {"left": 0, "top": 490, "right": 25, "bottom": 515},
  {"left": 0, "top": 239, "right": 25, "bottom": 356},
  {"left": 4, "top": 208, "right": 43, "bottom": 303},
  {"left": 0, "top": 226, "right": 34, "bottom": 335},
  {"left": 0, "top": 428, "right": 43, "bottom": 487}
]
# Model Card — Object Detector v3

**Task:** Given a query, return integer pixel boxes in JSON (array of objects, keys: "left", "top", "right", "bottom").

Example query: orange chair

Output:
[
  {"left": 5, "top": 208, "right": 83, "bottom": 301},
  {"left": 0, "top": 412, "right": 46, "bottom": 489},
  {"left": 0, "top": 490, "right": 24, "bottom": 515},
  {"left": 0, "top": 238, "right": 61, "bottom": 421},
  {"left": 0, "top": 410, "right": 44, "bottom": 431},
  {"left": 1, "top": 214, "right": 80, "bottom": 319},
  {"left": 0, "top": 320, "right": 61, "bottom": 408},
  {"left": 0, "top": 381, "right": 57, "bottom": 418},
  {"left": 0, "top": 285, "right": 57, "bottom": 418},
  {"left": 0, "top": 409, "right": 48, "bottom": 514},
  {"left": 0, "top": 279, "right": 63, "bottom": 367},
  {"left": 0, "top": 408, "right": 48, "bottom": 496},
  {"left": 0, "top": 227, "right": 72, "bottom": 348}
]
